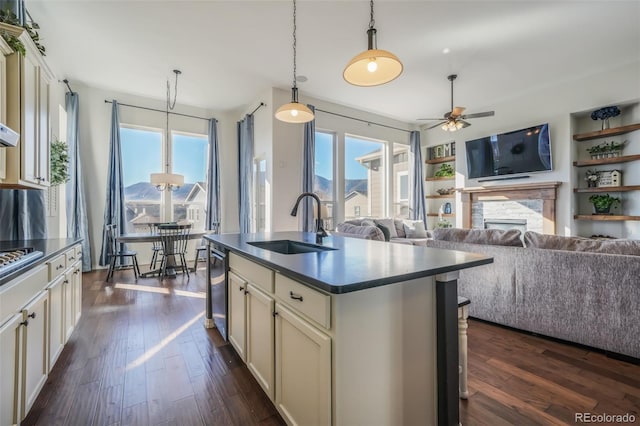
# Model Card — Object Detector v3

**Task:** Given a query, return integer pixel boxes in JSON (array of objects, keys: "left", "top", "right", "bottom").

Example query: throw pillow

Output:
[
  {"left": 524, "top": 231, "right": 640, "bottom": 256},
  {"left": 432, "top": 228, "right": 524, "bottom": 247},
  {"left": 403, "top": 220, "right": 428, "bottom": 238},
  {"left": 361, "top": 219, "right": 376, "bottom": 227},
  {"left": 393, "top": 219, "right": 407, "bottom": 238},
  {"left": 374, "top": 218, "right": 398, "bottom": 238},
  {"left": 376, "top": 224, "right": 391, "bottom": 241},
  {"left": 336, "top": 223, "right": 385, "bottom": 241}
]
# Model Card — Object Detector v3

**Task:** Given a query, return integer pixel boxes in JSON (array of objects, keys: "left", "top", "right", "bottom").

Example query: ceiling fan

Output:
[{"left": 418, "top": 74, "right": 495, "bottom": 131}]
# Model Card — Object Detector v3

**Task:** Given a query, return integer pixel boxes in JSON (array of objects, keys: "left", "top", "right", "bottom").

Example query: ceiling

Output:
[{"left": 28, "top": 1, "right": 640, "bottom": 123}]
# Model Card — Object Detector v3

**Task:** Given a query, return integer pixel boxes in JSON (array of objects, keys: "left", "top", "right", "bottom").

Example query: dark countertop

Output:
[
  {"left": 205, "top": 232, "right": 493, "bottom": 294},
  {"left": 0, "top": 238, "right": 82, "bottom": 287}
]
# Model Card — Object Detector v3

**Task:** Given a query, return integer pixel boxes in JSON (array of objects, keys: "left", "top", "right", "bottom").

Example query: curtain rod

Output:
[
  {"left": 249, "top": 102, "right": 266, "bottom": 115},
  {"left": 104, "top": 100, "right": 212, "bottom": 121},
  {"left": 314, "top": 108, "right": 411, "bottom": 133},
  {"left": 62, "top": 79, "right": 73, "bottom": 93}
]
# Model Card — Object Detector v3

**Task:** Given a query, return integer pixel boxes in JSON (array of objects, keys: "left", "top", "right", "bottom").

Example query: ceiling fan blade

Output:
[
  {"left": 451, "top": 106, "right": 466, "bottom": 117},
  {"left": 461, "top": 111, "right": 495, "bottom": 119},
  {"left": 425, "top": 121, "right": 447, "bottom": 130},
  {"left": 417, "top": 117, "right": 446, "bottom": 121},
  {"left": 460, "top": 120, "right": 471, "bottom": 128}
]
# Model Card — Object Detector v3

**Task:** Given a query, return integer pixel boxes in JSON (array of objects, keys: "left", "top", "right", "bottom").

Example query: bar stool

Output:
[{"left": 458, "top": 296, "right": 470, "bottom": 399}]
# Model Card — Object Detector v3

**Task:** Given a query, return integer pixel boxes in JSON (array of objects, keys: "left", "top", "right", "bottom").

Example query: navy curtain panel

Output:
[
  {"left": 237, "top": 114, "right": 254, "bottom": 233},
  {"left": 206, "top": 118, "right": 221, "bottom": 232},
  {"left": 0, "top": 189, "right": 47, "bottom": 241},
  {"left": 65, "top": 92, "right": 92, "bottom": 271},
  {"left": 99, "top": 101, "right": 127, "bottom": 266},
  {"left": 302, "top": 104, "right": 316, "bottom": 232},
  {"left": 409, "top": 130, "right": 427, "bottom": 227}
]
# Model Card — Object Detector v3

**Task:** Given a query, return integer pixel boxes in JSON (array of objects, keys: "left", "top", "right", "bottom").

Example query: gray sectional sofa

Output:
[
  {"left": 333, "top": 218, "right": 430, "bottom": 245},
  {"left": 426, "top": 229, "right": 640, "bottom": 359}
]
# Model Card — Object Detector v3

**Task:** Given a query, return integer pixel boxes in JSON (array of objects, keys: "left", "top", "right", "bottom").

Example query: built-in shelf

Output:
[
  {"left": 426, "top": 213, "right": 455, "bottom": 218},
  {"left": 425, "top": 194, "right": 455, "bottom": 199},
  {"left": 425, "top": 176, "right": 455, "bottom": 182},
  {"left": 574, "top": 215, "right": 640, "bottom": 221},
  {"left": 574, "top": 185, "right": 640, "bottom": 193},
  {"left": 425, "top": 156, "right": 455, "bottom": 165},
  {"left": 573, "top": 123, "right": 640, "bottom": 142},
  {"left": 573, "top": 154, "right": 640, "bottom": 167}
]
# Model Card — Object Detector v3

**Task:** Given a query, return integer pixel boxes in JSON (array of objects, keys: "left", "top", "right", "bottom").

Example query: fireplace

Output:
[
  {"left": 460, "top": 182, "right": 561, "bottom": 234},
  {"left": 484, "top": 219, "right": 527, "bottom": 233}
]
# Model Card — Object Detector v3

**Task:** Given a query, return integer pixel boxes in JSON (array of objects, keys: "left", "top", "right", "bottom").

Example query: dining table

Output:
[{"left": 117, "top": 230, "right": 208, "bottom": 277}]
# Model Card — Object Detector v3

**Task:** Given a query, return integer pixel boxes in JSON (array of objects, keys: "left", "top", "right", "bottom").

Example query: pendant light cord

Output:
[
  {"left": 292, "top": 0, "right": 297, "bottom": 89},
  {"left": 369, "top": 0, "right": 375, "bottom": 29},
  {"left": 165, "top": 70, "right": 181, "bottom": 174}
]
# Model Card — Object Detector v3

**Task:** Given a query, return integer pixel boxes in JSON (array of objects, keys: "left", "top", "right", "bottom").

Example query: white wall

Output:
[
  {"left": 422, "top": 61, "right": 640, "bottom": 237},
  {"left": 72, "top": 82, "right": 236, "bottom": 269}
]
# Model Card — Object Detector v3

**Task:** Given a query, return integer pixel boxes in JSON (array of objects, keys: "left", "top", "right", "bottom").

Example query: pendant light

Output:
[
  {"left": 343, "top": 0, "right": 403, "bottom": 87},
  {"left": 275, "top": 0, "right": 314, "bottom": 123},
  {"left": 151, "top": 69, "right": 185, "bottom": 191}
]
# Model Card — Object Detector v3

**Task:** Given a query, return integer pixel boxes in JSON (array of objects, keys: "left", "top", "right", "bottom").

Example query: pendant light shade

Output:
[
  {"left": 275, "top": 87, "right": 315, "bottom": 123},
  {"left": 150, "top": 172, "right": 184, "bottom": 191},
  {"left": 276, "top": 0, "right": 314, "bottom": 124},
  {"left": 343, "top": 2, "right": 403, "bottom": 87}
]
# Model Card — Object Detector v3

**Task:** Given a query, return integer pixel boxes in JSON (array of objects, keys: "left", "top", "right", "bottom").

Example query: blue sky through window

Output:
[
  {"left": 172, "top": 133, "right": 208, "bottom": 184},
  {"left": 314, "top": 133, "right": 383, "bottom": 180}
]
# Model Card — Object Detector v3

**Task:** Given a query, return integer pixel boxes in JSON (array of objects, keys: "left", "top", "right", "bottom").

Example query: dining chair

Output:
[
  {"left": 193, "top": 221, "right": 220, "bottom": 273},
  {"left": 158, "top": 223, "right": 192, "bottom": 279},
  {"left": 147, "top": 222, "right": 176, "bottom": 269},
  {"left": 105, "top": 224, "right": 141, "bottom": 281}
]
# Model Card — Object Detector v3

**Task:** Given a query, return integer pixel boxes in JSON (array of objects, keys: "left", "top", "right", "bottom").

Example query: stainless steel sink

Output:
[{"left": 247, "top": 240, "right": 337, "bottom": 255}]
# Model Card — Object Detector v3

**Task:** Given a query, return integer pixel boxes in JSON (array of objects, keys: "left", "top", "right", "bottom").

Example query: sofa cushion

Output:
[
  {"left": 432, "top": 228, "right": 523, "bottom": 247},
  {"left": 374, "top": 218, "right": 398, "bottom": 238},
  {"left": 524, "top": 231, "right": 640, "bottom": 256},
  {"left": 393, "top": 219, "right": 407, "bottom": 238},
  {"left": 335, "top": 223, "right": 385, "bottom": 241},
  {"left": 376, "top": 224, "right": 391, "bottom": 241},
  {"left": 403, "top": 220, "right": 428, "bottom": 238}
]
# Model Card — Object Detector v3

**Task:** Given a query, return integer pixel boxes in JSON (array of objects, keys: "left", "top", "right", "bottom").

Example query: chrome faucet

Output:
[{"left": 290, "top": 192, "right": 328, "bottom": 243}]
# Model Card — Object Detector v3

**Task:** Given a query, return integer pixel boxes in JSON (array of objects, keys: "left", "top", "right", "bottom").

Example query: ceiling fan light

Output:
[{"left": 344, "top": 48, "right": 403, "bottom": 87}]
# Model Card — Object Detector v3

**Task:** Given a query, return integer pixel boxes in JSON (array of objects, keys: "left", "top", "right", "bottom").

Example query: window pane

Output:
[
  {"left": 121, "top": 127, "right": 162, "bottom": 233},
  {"left": 345, "top": 136, "right": 385, "bottom": 220},
  {"left": 172, "top": 133, "right": 208, "bottom": 230},
  {"left": 314, "top": 132, "right": 335, "bottom": 230},
  {"left": 393, "top": 143, "right": 410, "bottom": 219}
]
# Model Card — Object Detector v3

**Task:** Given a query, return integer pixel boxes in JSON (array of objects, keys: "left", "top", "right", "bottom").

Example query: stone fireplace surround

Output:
[{"left": 460, "top": 182, "right": 561, "bottom": 234}]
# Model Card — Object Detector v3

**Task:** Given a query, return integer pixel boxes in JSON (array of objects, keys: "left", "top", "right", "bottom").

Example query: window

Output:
[
  {"left": 354, "top": 206, "right": 361, "bottom": 217},
  {"left": 120, "top": 126, "right": 208, "bottom": 232},
  {"left": 393, "top": 143, "right": 410, "bottom": 219},
  {"left": 253, "top": 158, "right": 267, "bottom": 232},
  {"left": 345, "top": 135, "right": 385, "bottom": 220}
]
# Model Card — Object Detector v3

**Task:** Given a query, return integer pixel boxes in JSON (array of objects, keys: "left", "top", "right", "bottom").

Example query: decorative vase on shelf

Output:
[
  {"left": 593, "top": 206, "right": 611, "bottom": 215},
  {"left": 602, "top": 118, "right": 610, "bottom": 131}
]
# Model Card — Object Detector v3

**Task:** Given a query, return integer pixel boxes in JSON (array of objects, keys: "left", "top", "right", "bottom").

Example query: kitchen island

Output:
[{"left": 205, "top": 231, "right": 492, "bottom": 426}]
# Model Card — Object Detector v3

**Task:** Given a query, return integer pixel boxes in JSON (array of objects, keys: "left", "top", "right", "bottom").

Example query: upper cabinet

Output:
[
  {"left": 0, "top": 22, "right": 53, "bottom": 189},
  {"left": 0, "top": 36, "right": 10, "bottom": 181}
]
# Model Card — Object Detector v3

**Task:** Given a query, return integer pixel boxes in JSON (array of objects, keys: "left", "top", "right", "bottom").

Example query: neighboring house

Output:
[
  {"left": 344, "top": 190, "right": 369, "bottom": 220},
  {"left": 183, "top": 182, "right": 207, "bottom": 230}
]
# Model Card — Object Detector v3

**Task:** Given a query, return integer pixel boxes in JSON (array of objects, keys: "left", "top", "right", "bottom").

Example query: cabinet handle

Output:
[
  {"left": 272, "top": 311, "right": 279, "bottom": 317},
  {"left": 74, "top": 270, "right": 79, "bottom": 275},
  {"left": 56, "top": 264, "right": 64, "bottom": 270},
  {"left": 63, "top": 280, "right": 69, "bottom": 284},
  {"left": 239, "top": 286, "right": 245, "bottom": 292},
  {"left": 20, "top": 320, "right": 29, "bottom": 327},
  {"left": 289, "top": 291, "right": 303, "bottom": 302},
  {"left": 244, "top": 290, "right": 249, "bottom": 295},
  {"left": 28, "top": 312, "right": 36, "bottom": 319},
  {"left": 69, "top": 256, "right": 75, "bottom": 261}
]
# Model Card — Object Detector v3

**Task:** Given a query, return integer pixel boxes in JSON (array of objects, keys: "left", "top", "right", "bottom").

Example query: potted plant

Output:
[
  {"left": 588, "top": 194, "right": 620, "bottom": 215},
  {"left": 436, "top": 219, "right": 453, "bottom": 229},
  {"left": 434, "top": 163, "right": 454, "bottom": 178}
]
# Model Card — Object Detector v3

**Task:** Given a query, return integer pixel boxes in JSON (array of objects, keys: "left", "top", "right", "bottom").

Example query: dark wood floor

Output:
[{"left": 23, "top": 264, "right": 640, "bottom": 426}]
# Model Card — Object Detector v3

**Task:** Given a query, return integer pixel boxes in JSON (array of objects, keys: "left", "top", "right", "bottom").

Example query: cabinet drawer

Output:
[
  {"left": 229, "top": 253, "right": 274, "bottom": 293},
  {"left": 74, "top": 245, "right": 82, "bottom": 259},
  {"left": 0, "top": 264, "right": 47, "bottom": 324},
  {"left": 275, "top": 273, "right": 330, "bottom": 329},
  {"left": 47, "top": 253, "right": 67, "bottom": 281},
  {"left": 65, "top": 246, "right": 79, "bottom": 265}
]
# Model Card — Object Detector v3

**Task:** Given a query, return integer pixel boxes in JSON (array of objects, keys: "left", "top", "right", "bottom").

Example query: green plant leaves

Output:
[{"left": 50, "top": 140, "right": 69, "bottom": 186}]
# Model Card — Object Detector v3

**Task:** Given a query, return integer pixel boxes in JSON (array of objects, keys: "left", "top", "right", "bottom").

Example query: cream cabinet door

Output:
[
  {"left": 275, "top": 303, "right": 331, "bottom": 426},
  {"left": 21, "top": 290, "right": 49, "bottom": 420},
  {"left": 63, "top": 270, "right": 74, "bottom": 341},
  {"left": 47, "top": 275, "right": 65, "bottom": 369},
  {"left": 0, "top": 313, "right": 23, "bottom": 426},
  {"left": 21, "top": 53, "right": 39, "bottom": 185},
  {"left": 246, "top": 283, "right": 275, "bottom": 400},
  {"left": 0, "top": 50, "right": 6, "bottom": 181},
  {"left": 36, "top": 71, "right": 49, "bottom": 186},
  {"left": 71, "top": 262, "right": 82, "bottom": 325},
  {"left": 228, "top": 271, "right": 248, "bottom": 360}
]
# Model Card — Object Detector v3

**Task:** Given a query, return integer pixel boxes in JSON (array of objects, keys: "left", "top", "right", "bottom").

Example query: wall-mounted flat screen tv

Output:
[{"left": 465, "top": 123, "right": 551, "bottom": 179}]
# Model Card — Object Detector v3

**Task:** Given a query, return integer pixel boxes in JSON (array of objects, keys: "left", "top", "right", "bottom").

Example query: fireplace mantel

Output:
[{"left": 460, "top": 182, "right": 561, "bottom": 234}]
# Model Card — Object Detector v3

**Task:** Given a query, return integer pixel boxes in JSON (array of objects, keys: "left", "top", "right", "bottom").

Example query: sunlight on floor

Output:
[
  {"left": 173, "top": 289, "right": 206, "bottom": 299},
  {"left": 114, "top": 283, "right": 170, "bottom": 294},
  {"left": 126, "top": 311, "right": 204, "bottom": 371}
]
